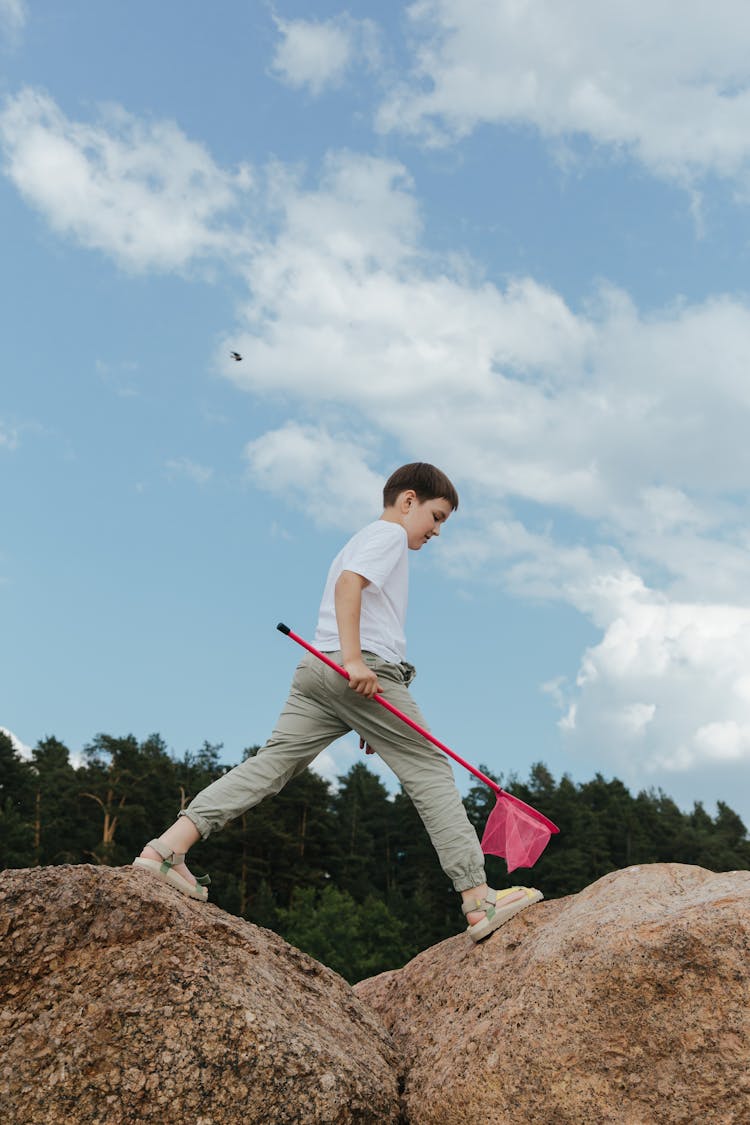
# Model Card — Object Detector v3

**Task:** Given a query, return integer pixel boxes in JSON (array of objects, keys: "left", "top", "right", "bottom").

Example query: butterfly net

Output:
[{"left": 480, "top": 793, "right": 554, "bottom": 873}]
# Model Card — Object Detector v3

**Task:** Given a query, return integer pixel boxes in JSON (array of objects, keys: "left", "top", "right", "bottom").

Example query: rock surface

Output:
[
  {"left": 355, "top": 863, "right": 750, "bottom": 1125},
  {"left": 0, "top": 864, "right": 401, "bottom": 1124}
]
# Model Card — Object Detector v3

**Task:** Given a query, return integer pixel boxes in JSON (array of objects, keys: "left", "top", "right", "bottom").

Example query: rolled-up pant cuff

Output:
[
  {"left": 452, "top": 867, "right": 487, "bottom": 894},
  {"left": 178, "top": 808, "right": 212, "bottom": 839}
]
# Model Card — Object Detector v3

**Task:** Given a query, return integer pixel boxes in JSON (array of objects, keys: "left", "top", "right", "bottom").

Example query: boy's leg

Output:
[
  {"left": 183, "top": 656, "right": 349, "bottom": 835},
  {"left": 136, "top": 657, "right": 349, "bottom": 881},
  {"left": 319, "top": 653, "right": 540, "bottom": 936},
  {"left": 317, "top": 653, "right": 487, "bottom": 895}
]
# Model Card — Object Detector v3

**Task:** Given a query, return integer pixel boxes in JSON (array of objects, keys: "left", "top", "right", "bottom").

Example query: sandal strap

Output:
[
  {"left": 146, "top": 838, "right": 186, "bottom": 866},
  {"left": 146, "top": 837, "right": 209, "bottom": 884},
  {"left": 462, "top": 896, "right": 486, "bottom": 917},
  {"left": 462, "top": 887, "right": 525, "bottom": 916}
]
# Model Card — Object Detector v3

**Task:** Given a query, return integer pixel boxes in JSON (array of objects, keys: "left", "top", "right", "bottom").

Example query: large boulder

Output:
[
  {"left": 0, "top": 865, "right": 401, "bottom": 1124},
  {"left": 355, "top": 863, "right": 750, "bottom": 1124}
]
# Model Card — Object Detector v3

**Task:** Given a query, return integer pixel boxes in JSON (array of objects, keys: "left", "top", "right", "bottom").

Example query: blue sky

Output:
[{"left": 3, "top": 1, "right": 750, "bottom": 831}]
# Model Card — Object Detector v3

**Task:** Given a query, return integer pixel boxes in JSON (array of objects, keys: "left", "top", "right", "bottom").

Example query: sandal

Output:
[
  {"left": 132, "top": 838, "right": 211, "bottom": 902},
  {"left": 463, "top": 886, "right": 543, "bottom": 943}
]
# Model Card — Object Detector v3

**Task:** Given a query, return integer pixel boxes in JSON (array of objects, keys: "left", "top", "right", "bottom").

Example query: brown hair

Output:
[{"left": 382, "top": 462, "right": 459, "bottom": 511}]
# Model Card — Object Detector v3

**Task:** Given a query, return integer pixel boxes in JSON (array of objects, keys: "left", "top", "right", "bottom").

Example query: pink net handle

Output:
[{"left": 277, "top": 623, "right": 560, "bottom": 835}]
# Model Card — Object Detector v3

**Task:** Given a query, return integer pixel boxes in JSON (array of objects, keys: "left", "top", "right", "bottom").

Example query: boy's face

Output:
[{"left": 400, "top": 493, "right": 453, "bottom": 550}]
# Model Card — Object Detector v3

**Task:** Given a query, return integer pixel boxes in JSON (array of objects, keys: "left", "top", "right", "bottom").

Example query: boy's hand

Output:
[{"left": 344, "top": 658, "right": 382, "bottom": 699}]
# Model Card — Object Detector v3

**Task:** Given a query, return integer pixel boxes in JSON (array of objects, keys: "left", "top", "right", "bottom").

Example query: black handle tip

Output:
[{"left": 276, "top": 622, "right": 291, "bottom": 634}]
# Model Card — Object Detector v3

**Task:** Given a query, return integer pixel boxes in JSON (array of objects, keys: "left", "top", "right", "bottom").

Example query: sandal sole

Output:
[
  {"left": 132, "top": 857, "right": 208, "bottom": 902},
  {"left": 467, "top": 888, "right": 543, "bottom": 943}
]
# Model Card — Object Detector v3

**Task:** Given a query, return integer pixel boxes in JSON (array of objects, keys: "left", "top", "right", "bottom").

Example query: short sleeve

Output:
[{"left": 342, "top": 522, "right": 406, "bottom": 591}]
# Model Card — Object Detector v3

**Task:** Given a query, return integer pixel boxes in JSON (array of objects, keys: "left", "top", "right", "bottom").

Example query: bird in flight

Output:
[{"left": 230, "top": 351, "right": 242, "bottom": 362}]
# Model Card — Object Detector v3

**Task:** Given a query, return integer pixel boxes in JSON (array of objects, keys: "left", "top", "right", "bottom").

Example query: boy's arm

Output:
[{"left": 335, "top": 570, "right": 383, "bottom": 698}]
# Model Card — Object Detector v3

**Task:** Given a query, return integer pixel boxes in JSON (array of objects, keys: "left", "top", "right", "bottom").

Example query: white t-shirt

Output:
[{"left": 314, "top": 520, "right": 408, "bottom": 664}]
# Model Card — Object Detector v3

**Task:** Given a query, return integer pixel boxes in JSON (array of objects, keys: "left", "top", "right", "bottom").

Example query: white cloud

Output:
[
  {"left": 377, "top": 1, "right": 750, "bottom": 187},
  {"left": 441, "top": 519, "right": 633, "bottom": 623},
  {"left": 271, "top": 13, "right": 380, "bottom": 96},
  {"left": 0, "top": 89, "right": 253, "bottom": 272},
  {"left": 165, "top": 458, "right": 214, "bottom": 486},
  {"left": 0, "top": 726, "right": 32, "bottom": 757},
  {"left": 96, "top": 358, "right": 140, "bottom": 398},
  {"left": 214, "top": 149, "right": 750, "bottom": 799},
  {"left": 445, "top": 518, "right": 750, "bottom": 782},
  {"left": 225, "top": 153, "right": 750, "bottom": 599},
  {"left": 693, "top": 720, "right": 750, "bottom": 763},
  {"left": 0, "top": 421, "right": 19, "bottom": 450},
  {"left": 0, "top": 0, "right": 26, "bottom": 35},
  {"left": 549, "top": 586, "right": 750, "bottom": 779},
  {"left": 617, "top": 703, "right": 657, "bottom": 737},
  {"left": 243, "top": 421, "right": 383, "bottom": 530},
  {"left": 5, "top": 78, "right": 750, "bottom": 807}
]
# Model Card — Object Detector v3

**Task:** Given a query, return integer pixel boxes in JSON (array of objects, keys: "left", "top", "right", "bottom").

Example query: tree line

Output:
[{"left": 1, "top": 729, "right": 748, "bottom": 983}]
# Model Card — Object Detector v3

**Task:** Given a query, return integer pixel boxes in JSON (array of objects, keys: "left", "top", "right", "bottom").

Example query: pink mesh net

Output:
[{"left": 480, "top": 794, "right": 553, "bottom": 872}]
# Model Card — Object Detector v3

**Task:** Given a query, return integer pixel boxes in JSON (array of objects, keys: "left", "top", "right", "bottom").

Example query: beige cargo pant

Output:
[{"left": 181, "top": 650, "right": 487, "bottom": 893}]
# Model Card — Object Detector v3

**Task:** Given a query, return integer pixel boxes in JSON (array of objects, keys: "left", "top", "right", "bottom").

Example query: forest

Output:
[{"left": 1, "top": 728, "right": 748, "bottom": 983}]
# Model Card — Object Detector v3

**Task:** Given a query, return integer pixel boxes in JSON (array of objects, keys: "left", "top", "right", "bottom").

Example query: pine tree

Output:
[
  {"left": 5, "top": 724, "right": 748, "bottom": 974},
  {"left": 199, "top": 746, "right": 338, "bottom": 917},
  {"left": 31, "top": 737, "right": 82, "bottom": 864},
  {"left": 276, "top": 885, "right": 415, "bottom": 983},
  {"left": 0, "top": 730, "right": 35, "bottom": 868},
  {"left": 388, "top": 788, "right": 460, "bottom": 947},
  {"left": 329, "top": 762, "right": 395, "bottom": 899}
]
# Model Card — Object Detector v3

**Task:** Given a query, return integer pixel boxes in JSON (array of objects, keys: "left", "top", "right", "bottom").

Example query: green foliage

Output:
[
  {"left": 329, "top": 762, "right": 395, "bottom": 898},
  {"left": 1, "top": 730, "right": 748, "bottom": 982},
  {"left": 32, "top": 737, "right": 85, "bottom": 864},
  {"left": 0, "top": 729, "right": 35, "bottom": 813},
  {"left": 0, "top": 730, "right": 35, "bottom": 866},
  {"left": 492, "top": 764, "right": 750, "bottom": 896},
  {"left": 0, "top": 797, "right": 35, "bottom": 868},
  {"left": 276, "top": 885, "right": 415, "bottom": 983}
]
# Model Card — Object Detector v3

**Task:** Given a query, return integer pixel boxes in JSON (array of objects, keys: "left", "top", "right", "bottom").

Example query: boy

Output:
[{"left": 134, "top": 463, "right": 542, "bottom": 942}]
